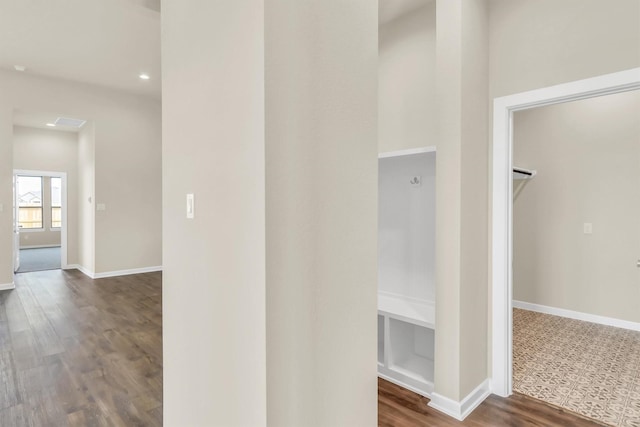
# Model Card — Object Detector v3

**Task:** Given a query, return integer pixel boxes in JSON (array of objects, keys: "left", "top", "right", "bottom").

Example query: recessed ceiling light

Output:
[
  {"left": 14, "top": 65, "right": 26, "bottom": 72},
  {"left": 46, "top": 123, "right": 56, "bottom": 127},
  {"left": 139, "top": 73, "right": 150, "bottom": 80}
]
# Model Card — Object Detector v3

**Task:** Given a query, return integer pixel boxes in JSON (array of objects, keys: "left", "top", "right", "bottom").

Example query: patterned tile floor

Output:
[{"left": 514, "top": 309, "right": 640, "bottom": 427}]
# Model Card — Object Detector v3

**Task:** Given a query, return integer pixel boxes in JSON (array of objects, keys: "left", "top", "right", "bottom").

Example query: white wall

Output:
[
  {"left": 433, "top": 0, "right": 490, "bottom": 402},
  {"left": 0, "top": 104, "right": 13, "bottom": 286},
  {"left": 0, "top": 69, "right": 161, "bottom": 281},
  {"left": 13, "top": 126, "right": 78, "bottom": 252},
  {"left": 162, "top": 1, "right": 377, "bottom": 426},
  {"left": 162, "top": 1, "right": 266, "bottom": 425},
  {"left": 94, "top": 99, "right": 162, "bottom": 273},
  {"left": 78, "top": 122, "right": 95, "bottom": 273},
  {"left": 379, "top": 152, "right": 435, "bottom": 302},
  {"left": 489, "top": 0, "right": 640, "bottom": 98},
  {"left": 457, "top": 0, "right": 490, "bottom": 399},
  {"left": 513, "top": 90, "right": 640, "bottom": 323},
  {"left": 266, "top": 2, "right": 378, "bottom": 425},
  {"left": 379, "top": 1, "right": 436, "bottom": 153}
]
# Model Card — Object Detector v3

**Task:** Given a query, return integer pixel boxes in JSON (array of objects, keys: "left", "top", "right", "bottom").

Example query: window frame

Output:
[
  {"left": 50, "top": 177, "right": 62, "bottom": 229},
  {"left": 17, "top": 175, "right": 44, "bottom": 230}
]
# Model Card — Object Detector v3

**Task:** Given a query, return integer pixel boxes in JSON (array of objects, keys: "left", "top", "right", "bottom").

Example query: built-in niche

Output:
[{"left": 377, "top": 149, "right": 435, "bottom": 397}]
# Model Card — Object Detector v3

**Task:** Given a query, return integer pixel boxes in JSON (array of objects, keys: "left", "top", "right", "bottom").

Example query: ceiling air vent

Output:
[{"left": 54, "top": 117, "right": 87, "bottom": 128}]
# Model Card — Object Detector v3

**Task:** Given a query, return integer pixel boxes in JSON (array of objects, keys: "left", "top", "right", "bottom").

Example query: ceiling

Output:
[
  {"left": 0, "top": 0, "right": 161, "bottom": 99},
  {"left": 379, "top": 0, "right": 434, "bottom": 25},
  {"left": 1, "top": 0, "right": 427, "bottom": 99},
  {"left": 13, "top": 110, "right": 87, "bottom": 133}
]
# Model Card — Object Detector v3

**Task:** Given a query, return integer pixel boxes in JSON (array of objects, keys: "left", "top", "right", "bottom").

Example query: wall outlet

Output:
[
  {"left": 0, "top": 203, "right": 3, "bottom": 213},
  {"left": 583, "top": 223, "right": 593, "bottom": 234},
  {"left": 96, "top": 203, "right": 106, "bottom": 211}
]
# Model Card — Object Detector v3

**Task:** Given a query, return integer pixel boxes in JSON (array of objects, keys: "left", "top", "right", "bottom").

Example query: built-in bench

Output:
[{"left": 378, "top": 292, "right": 435, "bottom": 398}]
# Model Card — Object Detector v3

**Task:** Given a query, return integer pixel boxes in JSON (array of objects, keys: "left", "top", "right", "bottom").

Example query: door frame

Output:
[
  {"left": 14, "top": 169, "right": 68, "bottom": 270},
  {"left": 490, "top": 67, "right": 640, "bottom": 397}
]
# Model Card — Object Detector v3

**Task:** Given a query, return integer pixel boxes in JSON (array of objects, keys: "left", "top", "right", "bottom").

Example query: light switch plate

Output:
[
  {"left": 583, "top": 223, "right": 593, "bottom": 234},
  {"left": 0, "top": 203, "right": 3, "bottom": 213},
  {"left": 186, "top": 193, "right": 194, "bottom": 219},
  {"left": 96, "top": 203, "right": 106, "bottom": 211}
]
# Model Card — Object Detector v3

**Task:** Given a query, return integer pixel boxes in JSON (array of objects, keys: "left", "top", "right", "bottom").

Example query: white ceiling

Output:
[
  {"left": 13, "top": 111, "right": 86, "bottom": 133},
  {"left": 379, "top": 0, "right": 434, "bottom": 25},
  {"left": 2, "top": 0, "right": 426, "bottom": 100},
  {"left": 0, "top": 0, "right": 161, "bottom": 99}
]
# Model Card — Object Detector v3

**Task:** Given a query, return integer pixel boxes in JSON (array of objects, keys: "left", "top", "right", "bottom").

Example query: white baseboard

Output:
[
  {"left": 94, "top": 266, "right": 162, "bottom": 279},
  {"left": 0, "top": 282, "right": 16, "bottom": 291},
  {"left": 62, "top": 264, "right": 90, "bottom": 276},
  {"left": 513, "top": 300, "right": 640, "bottom": 332},
  {"left": 21, "top": 244, "right": 61, "bottom": 249},
  {"left": 65, "top": 264, "right": 162, "bottom": 279},
  {"left": 378, "top": 372, "right": 433, "bottom": 399},
  {"left": 428, "top": 379, "right": 490, "bottom": 421}
]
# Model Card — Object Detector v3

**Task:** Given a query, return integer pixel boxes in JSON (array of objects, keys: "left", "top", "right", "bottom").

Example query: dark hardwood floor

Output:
[
  {"left": 1, "top": 269, "right": 607, "bottom": 426},
  {"left": 0, "top": 269, "right": 162, "bottom": 426},
  {"left": 379, "top": 378, "right": 606, "bottom": 426}
]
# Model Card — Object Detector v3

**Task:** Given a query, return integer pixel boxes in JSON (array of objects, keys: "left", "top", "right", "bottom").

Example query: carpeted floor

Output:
[
  {"left": 16, "top": 246, "right": 61, "bottom": 273},
  {"left": 514, "top": 308, "right": 640, "bottom": 427}
]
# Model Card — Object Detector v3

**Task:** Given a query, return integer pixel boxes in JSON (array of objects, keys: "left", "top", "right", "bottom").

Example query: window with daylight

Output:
[
  {"left": 17, "top": 176, "right": 43, "bottom": 229},
  {"left": 51, "top": 177, "right": 62, "bottom": 228}
]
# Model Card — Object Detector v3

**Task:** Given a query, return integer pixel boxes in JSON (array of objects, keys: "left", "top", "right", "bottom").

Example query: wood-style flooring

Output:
[
  {"left": 1, "top": 269, "right": 608, "bottom": 426},
  {"left": 379, "top": 378, "right": 605, "bottom": 426},
  {"left": 0, "top": 269, "right": 162, "bottom": 426}
]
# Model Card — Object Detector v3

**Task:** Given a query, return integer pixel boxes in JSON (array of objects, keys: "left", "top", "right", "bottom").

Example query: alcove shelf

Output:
[
  {"left": 377, "top": 306, "right": 435, "bottom": 397},
  {"left": 378, "top": 149, "right": 436, "bottom": 398},
  {"left": 378, "top": 293, "right": 435, "bottom": 329}
]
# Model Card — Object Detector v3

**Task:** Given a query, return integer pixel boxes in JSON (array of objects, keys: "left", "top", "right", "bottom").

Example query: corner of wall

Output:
[
  {"left": 0, "top": 103, "right": 14, "bottom": 285},
  {"left": 428, "top": 378, "right": 491, "bottom": 421}
]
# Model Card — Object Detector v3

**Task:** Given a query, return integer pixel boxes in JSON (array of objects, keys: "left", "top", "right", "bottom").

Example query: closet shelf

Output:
[
  {"left": 513, "top": 167, "right": 536, "bottom": 180},
  {"left": 390, "top": 356, "right": 435, "bottom": 384},
  {"left": 378, "top": 293, "right": 435, "bottom": 329}
]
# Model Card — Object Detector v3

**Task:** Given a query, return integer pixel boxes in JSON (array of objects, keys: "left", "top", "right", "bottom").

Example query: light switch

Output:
[
  {"left": 583, "top": 223, "right": 593, "bottom": 234},
  {"left": 186, "top": 193, "right": 194, "bottom": 219},
  {"left": 96, "top": 203, "right": 106, "bottom": 211}
]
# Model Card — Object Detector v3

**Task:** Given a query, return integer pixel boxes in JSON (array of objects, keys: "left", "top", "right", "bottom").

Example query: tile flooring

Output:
[{"left": 514, "top": 308, "right": 640, "bottom": 427}]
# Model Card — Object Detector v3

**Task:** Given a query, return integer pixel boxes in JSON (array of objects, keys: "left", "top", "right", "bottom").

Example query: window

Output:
[
  {"left": 17, "top": 176, "right": 43, "bottom": 229},
  {"left": 51, "top": 177, "right": 62, "bottom": 228}
]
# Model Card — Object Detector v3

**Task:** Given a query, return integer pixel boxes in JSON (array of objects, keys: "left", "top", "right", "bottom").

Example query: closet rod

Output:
[{"left": 513, "top": 167, "right": 533, "bottom": 176}]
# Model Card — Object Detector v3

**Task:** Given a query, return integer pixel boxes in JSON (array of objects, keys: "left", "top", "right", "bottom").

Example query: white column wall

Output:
[
  {"left": 265, "top": 2, "right": 378, "bottom": 426},
  {"left": 162, "top": 1, "right": 378, "bottom": 426},
  {"left": 162, "top": 1, "right": 267, "bottom": 425}
]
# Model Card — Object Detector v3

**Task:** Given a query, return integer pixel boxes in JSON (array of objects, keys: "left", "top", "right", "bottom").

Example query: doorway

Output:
[
  {"left": 490, "top": 67, "right": 640, "bottom": 397},
  {"left": 510, "top": 89, "right": 640, "bottom": 425},
  {"left": 14, "top": 170, "right": 68, "bottom": 273}
]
